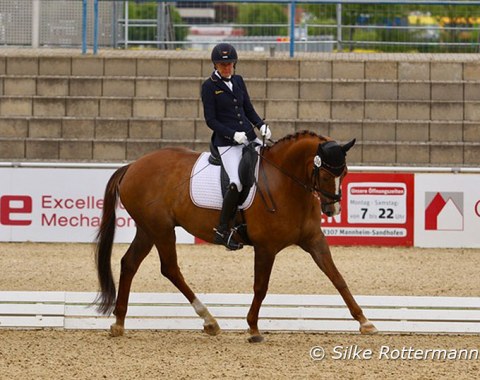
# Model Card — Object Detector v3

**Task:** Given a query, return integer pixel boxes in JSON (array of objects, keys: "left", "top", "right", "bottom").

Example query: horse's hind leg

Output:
[
  {"left": 110, "top": 227, "right": 153, "bottom": 337},
  {"left": 301, "top": 235, "right": 378, "bottom": 334},
  {"left": 155, "top": 228, "right": 220, "bottom": 336}
]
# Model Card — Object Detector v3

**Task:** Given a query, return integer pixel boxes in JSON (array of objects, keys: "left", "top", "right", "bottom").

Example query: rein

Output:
[{"left": 258, "top": 151, "right": 313, "bottom": 193}]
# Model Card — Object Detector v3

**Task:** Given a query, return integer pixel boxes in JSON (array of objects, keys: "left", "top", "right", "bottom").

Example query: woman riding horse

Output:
[
  {"left": 95, "top": 131, "right": 378, "bottom": 342},
  {"left": 201, "top": 43, "right": 272, "bottom": 250}
]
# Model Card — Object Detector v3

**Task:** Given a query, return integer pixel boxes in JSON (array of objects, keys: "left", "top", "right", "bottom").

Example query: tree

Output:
[
  {"left": 237, "top": 4, "right": 288, "bottom": 36},
  {"left": 127, "top": 2, "right": 188, "bottom": 45}
]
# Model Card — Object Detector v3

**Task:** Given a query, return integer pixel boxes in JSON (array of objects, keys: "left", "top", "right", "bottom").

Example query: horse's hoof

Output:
[
  {"left": 360, "top": 322, "right": 378, "bottom": 335},
  {"left": 204, "top": 321, "right": 221, "bottom": 336},
  {"left": 247, "top": 335, "right": 264, "bottom": 343},
  {"left": 110, "top": 323, "right": 125, "bottom": 337}
]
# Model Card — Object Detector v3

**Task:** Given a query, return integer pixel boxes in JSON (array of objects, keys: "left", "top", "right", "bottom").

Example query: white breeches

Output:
[
  {"left": 218, "top": 138, "right": 262, "bottom": 193},
  {"left": 218, "top": 145, "right": 243, "bottom": 192}
]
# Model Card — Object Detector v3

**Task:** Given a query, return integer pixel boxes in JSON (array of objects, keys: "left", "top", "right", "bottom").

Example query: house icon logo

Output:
[{"left": 425, "top": 192, "right": 464, "bottom": 231}]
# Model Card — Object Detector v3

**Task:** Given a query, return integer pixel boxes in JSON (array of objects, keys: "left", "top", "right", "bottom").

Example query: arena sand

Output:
[{"left": 0, "top": 243, "right": 479, "bottom": 379}]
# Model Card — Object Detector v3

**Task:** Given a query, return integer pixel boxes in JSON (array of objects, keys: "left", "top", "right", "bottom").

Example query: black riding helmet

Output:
[{"left": 211, "top": 43, "right": 238, "bottom": 65}]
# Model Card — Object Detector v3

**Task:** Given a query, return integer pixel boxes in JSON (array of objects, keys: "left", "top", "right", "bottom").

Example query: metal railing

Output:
[
  {"left": 1, "top": 0, "right": 479, "bottom": 55},
  {"left": 113, "top": 0, "right": 480, "bottom": 56}
]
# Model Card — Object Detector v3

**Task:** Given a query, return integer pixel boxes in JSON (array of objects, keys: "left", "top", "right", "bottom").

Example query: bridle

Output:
[
  {"left": 311, "top": 142, "right": 346, "bottom": 205},
  {"left": 257, "top": 140, "right": 346, "bottom": 209}
]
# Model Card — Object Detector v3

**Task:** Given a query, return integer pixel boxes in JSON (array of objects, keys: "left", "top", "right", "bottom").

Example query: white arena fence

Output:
[{"left": 1, "top": 291, "right": 479, "bottom": 334}]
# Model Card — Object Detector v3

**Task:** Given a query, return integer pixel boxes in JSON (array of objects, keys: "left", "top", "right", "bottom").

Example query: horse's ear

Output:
[{"left": 342, "top": 139, "right": 356, "bottom": 153}]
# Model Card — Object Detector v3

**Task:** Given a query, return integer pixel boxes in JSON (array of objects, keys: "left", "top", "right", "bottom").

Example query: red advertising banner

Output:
[{"left": 322, "top": 173, "right": 414, "bottom": 246}]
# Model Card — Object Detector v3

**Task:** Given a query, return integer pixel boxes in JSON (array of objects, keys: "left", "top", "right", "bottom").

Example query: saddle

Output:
[{"left": 208, "top": 139, "right": 260, "bottom": 206}]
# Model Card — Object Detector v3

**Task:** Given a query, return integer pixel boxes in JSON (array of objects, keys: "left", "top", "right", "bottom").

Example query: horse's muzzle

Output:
[{"left": 321, "top": 202, "right": 341, "bottom": 217}]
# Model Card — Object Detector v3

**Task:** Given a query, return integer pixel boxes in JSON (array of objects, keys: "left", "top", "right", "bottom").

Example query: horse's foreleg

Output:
[
  {"left": 246, "top": 249, "right": 276, "bottom": 343},
  {"left": 156, "top": 230, "right": 220, "bottom": 336},
  {"left": 111, "top": 228, "right": 153, "bottom": 337},
  {"left": 301, "top": 235, "right": 378, "bottom": 334}
]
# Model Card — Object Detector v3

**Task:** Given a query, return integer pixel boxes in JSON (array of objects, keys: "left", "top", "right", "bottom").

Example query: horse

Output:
[{"left": 95, "top": 130, "right": 378, "bottom": 343}]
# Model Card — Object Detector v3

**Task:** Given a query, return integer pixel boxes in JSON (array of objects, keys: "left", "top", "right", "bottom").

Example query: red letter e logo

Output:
[{"left": 0, "top": 195, "right": 32, "bottom": 226}]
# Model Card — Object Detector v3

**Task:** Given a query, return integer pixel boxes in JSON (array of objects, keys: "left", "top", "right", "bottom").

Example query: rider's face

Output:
[{"left": 216, "top": 62, "right": 234, "bottom": 78}]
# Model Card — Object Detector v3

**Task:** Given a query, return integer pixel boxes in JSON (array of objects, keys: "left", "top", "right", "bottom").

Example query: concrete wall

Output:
[{"left": 0, "top": 50, "right": 479, "bottom": 166}]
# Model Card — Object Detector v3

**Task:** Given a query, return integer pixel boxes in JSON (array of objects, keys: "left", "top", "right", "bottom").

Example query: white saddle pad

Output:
[{"left": 190, "top": 151, "right": 259, "bottom": 210}]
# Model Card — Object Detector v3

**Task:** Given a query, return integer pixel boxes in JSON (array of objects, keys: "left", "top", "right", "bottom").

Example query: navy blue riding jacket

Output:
[{"left": 201, "top": 72, "right": 264, "bottom": 147}]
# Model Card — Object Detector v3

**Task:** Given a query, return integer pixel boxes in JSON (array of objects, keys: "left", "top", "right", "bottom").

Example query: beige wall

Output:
[{"left": 0, "top": 51, "right": 479, "bottom": 165}]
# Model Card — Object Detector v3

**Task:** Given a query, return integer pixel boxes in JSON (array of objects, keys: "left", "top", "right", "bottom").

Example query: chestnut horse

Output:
[{"left": 95, "top": 131, "right": 378, "bottom": 342}]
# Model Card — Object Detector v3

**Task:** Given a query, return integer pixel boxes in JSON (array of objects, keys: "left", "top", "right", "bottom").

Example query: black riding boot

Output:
[{"left": 214, "top": 184, "right": 243, "bottom": 250}]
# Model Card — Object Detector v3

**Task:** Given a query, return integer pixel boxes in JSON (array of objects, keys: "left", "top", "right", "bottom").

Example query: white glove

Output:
[
  {"left": 260, "top": 124, "right": 272, "bottom": 140},
  {"left": 233, "top": 131, "right": 248, "bottom": 145}
]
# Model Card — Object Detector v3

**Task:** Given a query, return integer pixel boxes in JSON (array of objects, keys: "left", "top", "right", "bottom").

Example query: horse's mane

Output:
[{"left": 265, "top": 130, "right": 327, "bottom": 151}]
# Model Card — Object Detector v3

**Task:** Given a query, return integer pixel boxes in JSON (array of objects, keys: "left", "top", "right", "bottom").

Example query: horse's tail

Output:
[{"left": 94, "top": 164, "right": 130, "bottom": 315}]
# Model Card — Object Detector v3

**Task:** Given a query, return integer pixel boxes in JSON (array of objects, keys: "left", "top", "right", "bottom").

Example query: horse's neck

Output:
[{"left": 267, "top": 137, "right": 320, "bottom": 180}]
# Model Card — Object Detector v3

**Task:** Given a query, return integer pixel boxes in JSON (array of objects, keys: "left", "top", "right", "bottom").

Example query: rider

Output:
[{"left": 201, "top": 43, "right": 272, "bottom": 250}]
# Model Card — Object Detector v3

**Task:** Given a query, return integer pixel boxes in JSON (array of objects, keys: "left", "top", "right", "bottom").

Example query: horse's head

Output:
[{"left": 311, "top": 138, "right": 355, "bottom": 217}]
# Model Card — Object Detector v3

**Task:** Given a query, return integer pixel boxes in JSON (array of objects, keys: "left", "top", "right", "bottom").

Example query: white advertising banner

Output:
[
  {"left": 0, "top": 167, "right": 194, "bottom": 244},
  {"left": 2, "top": 167, "right": 479, "bottom": 248},
  {"left": 414, "top": 174, "right": 480, "bottom": 248}
]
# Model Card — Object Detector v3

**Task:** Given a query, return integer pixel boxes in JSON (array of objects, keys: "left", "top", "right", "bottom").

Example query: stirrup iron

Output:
[{"left": 214, "top": 228, "right": 243, "bottom": 251}]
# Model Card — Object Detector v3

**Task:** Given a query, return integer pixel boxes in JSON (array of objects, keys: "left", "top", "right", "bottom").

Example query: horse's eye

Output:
[{"left": 319, "top": 175, "right": 330, "bottom": 184}]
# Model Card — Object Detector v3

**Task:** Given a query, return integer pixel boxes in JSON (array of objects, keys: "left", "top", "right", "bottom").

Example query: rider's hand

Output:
[
  {"left": 260, "top": 124, "right": 272, "bottom": 140},
  {"left": 233, "top": 131, "right": 248, "bottom": 145}
]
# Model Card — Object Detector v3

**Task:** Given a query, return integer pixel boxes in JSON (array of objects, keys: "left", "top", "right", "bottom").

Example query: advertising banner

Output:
[
  {"left": 414, "top": 174, "right": 480, "bottom": 248},
  {"left": 0, "top": 167, "right": 194, "bottom": 244},
  {"left": 322, "top": 173, "right": 415, "bottom": 246},
  {"left": 3, "top": 167, "right": 479, "bottom": 248}
]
